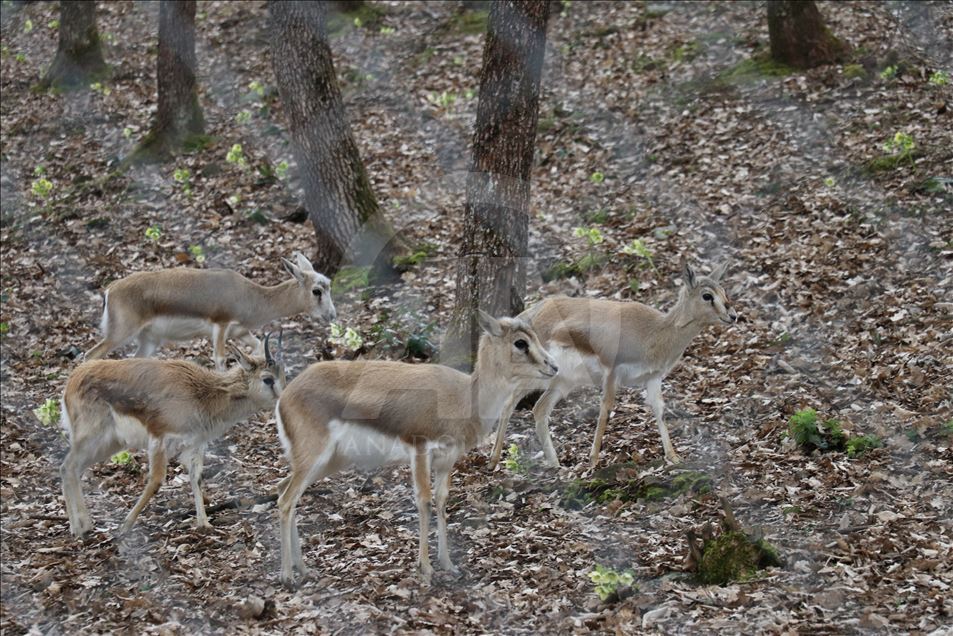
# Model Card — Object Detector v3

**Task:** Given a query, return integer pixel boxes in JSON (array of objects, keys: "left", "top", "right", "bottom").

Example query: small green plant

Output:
[
  {"left": 573, "top": 226, "right": 604, "bottom": 246},
  {"left": 122, "top": 126, "right": 133, "bottom": 139},
  {"left": 379, "top": 26, "right": 395, "bottom": 35},
  {"left": 928, "top": 70, "right": 949, "bottom": 86},
  {"left": 332, "top": 265, "right": 370, "bottom": 295},
  {"left": 588, "top": 565, "right": 634, "bottom": 602},
  {"left": 248, "top": 80, "right": 265, "bottom": 97},
  {"left": 842, "top": 64, "right": 866, "bottom": 79},
  {"left": 621, "top": 238, "right": 655, "bottom": 269},
  {"left": 589, "top": 171, "right": 605, "bottom": 184},
  {"left": 145, "top": 225, "right": 162, "bottom": 241},
  {"left": 23, "top": 18, "right": 33, "bottom": 33},
  {"left": 943, "top": 420, "right": 953, "bottom": 435},
  {"left": 353, "top": 16, "right": 363, "bottom": 28},
  {"left": 235, "top": 109, "right": 252, "bottom": 124},
  {"left": 173, "top": 167, "right": 191, "bottom": 194},
  {"left": 226, "top": 193, "right": 242, "bottom": 208},
  {"left": 15, "top": 52, "right": 27, "bottom": 63},
  {"left": 503, "top": 443, "right": 526, "bottom": 474},
  {"left": 330, "top": 323, "right": 364, "bottom": 351},
  {"left": 31, "top": 178, "right": 53, "bottom": 199},
  {"left": 824, "top": 176, "right": 836, "bottom": 188},
  {"left": 880, "top": 65, "right": 897, "bottom": 80},
  {"left": 47, "top": 19, "right": 59, "bottom": 30},
  {"left": 188, "top": 244, "right": 206, "bottom": 264},
  {"left": 89, "top": 82, "right": 111, "bottom": 96},
  {"left": 846, "top": 435, "right": 882, "bottom": 458},
  {"left": 226, "top": 143, "right": 248, "bottom": 168},
  {"left": 274, "top": 160, "right": 290, "bottom": 180},
  {"left": 0, "top": 322, "right": 9, "bottom": 336},
  {"left": 427, "top": 91, "right": 457, "bottom": 109},
  {"left": 33, "top": 398, "right": 60, "bottom": 427},
  {"left": 787, "top": 408, "right": 826, "bottom": 450},
  {"left": 110, "top": 450, "right": 134, "bottom": 465},
  {"left": 34, "top": 165, "right": 46, "bottom": 176},
  {"left": 883, "top": 131, "right": 915, "bottom": 159}
]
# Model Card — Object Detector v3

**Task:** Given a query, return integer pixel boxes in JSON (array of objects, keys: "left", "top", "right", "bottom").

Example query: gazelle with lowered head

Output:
[
  {"left": 85, "top": 252, "right": 335, "bottom": 369},
  {"left": 490, "top": 260, "right": 737, "bottom": 469},
  {"left": 61, "top": 334, "right": 285, "bottom": 537},
  {"left": 274, "top": 311, "right": 558, "bottom": 587}
]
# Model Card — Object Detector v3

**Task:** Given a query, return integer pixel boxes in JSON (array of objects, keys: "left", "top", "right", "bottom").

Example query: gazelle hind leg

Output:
[
  {"left": 489, "top": 392, "right": 521, "bottom": 469},
  {"left": 589, "top": 370, "right": 618, "bottom": 468},
  {"left": 120, "top": 439, "right": 167, "bottom": 534},
  {"left": 532, "top": 380, "right": 569, "bottom": 467},
  {"left": 411, "top": 449, "right": 433, "bottom": 584},
  {"left": 278, "top": 445, "right": 337, "bottom": 585},
  {"left": 61, "top": 429, "right": 122, "bottom": 537},
  {"left": 432, "top": 452, "right": 458, "bottom": 573}
]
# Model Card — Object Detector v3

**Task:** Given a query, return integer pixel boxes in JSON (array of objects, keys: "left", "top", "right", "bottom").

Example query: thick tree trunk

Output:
[
  {"left": 38, "top": 1, "right": 107, "bottom": 90},
  {"left": 134, "top": 0, "right": 204, "bottom": 162},
  {"left": 269, "top": 0, "right": 403, "bottom": 276},
  {"left": 767, "top": 1, "right": 848, "bottom": 69},
  {"left": 444, "top": 0, "right": 550, "bottom": 369}
]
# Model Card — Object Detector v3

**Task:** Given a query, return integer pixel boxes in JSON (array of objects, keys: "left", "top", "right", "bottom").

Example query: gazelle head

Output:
[
  {"left": 680, "top": 260, "right": 737, "bottom": 326},
  {"left": 229, "top": 331, "right": 287, "bottom": 405},
  {"left": 477, "top": 310, "right": 559, "bottom": 381},
  {"left": 281, "top": 252, "right": 336, "bottom": 323}
]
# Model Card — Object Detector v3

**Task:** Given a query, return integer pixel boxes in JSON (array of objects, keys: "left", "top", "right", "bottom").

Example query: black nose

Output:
[{"left": 549, "top": 363, "right": 559, "bottom": 374}]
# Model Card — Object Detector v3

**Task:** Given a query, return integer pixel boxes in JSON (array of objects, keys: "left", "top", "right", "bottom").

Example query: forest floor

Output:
[{"left": 2, "top": 1, "right": 952, "bottom": 634}]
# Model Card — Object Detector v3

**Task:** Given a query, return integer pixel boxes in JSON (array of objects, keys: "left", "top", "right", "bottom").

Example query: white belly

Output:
[
  {"left": 141, "top": 317, "right": 214, "bottom": 342},
  {"left": 329, "top": 420, "right": 414, "bottom": 470},
  {"left": 111, "top": 409, "right": 151, "bottom": 449}
]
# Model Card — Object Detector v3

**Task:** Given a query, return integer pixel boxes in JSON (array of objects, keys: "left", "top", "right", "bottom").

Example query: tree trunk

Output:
[
  {"left": 38, "top": 1, "right": 107, "bottom": 90},
  {"left": 443, "top": 0, "right": 550, "bottom": 369},
  {"left": 268, "top": 0, "right": 403, "bottom": 276},
  {"left": 133, "top": 0, "right": 205, "bottom": 162},
  {"left": 767, "top": 1, "right": 848, "bottom": 69}
]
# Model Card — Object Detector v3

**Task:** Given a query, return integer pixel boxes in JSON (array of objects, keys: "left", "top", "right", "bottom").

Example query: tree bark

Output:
[
  {"left": 444, "top": 0, "right": 550, "bottom": 369},
  {"left": 134, "top": 0, "right": 205, "bottom": 162},
  {"left": 38, "top": 1, "right": 107, "bottom": 90},
  {"left": 767, "top": 1, "right": 848, "bottom": 69},
  {"left": 268, "top": 0, "right": 403, "bottom": 276}
]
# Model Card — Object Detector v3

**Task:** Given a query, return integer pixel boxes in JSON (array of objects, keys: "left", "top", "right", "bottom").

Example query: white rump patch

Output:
[
  {"left": 59, "top": 396, "right": 73, "bottom": 444},
  {"left": 100, "top": 289, "right": 110, "bottom": 334}
]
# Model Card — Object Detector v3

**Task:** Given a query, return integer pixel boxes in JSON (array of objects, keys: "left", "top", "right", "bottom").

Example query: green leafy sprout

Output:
[
  {"left": 503, "top": 443, "right": 526, "bottom": 474},
  {"left": 122, "top": 126, "right": 133, "bottom": 139},
  {"left": 882, "top": 131, "right": 915, "bottom": 165},
  {"left": 173, "top": 167, "right": 192, "bottom": 194},
  {"left": 353, "top": 16, "right": 363, "bottom": 28},
  {"left": 275, "top": 160, "right": 289, "bottom": 180},
  {"left": 880, "top": 65, "right": 897, "bottom": 80},
  {"left": 428, "top": 91, "right": 457, "bottom": 109},
  {"left": 379, "top": 26, "right": 395, "bottom": 35},
  {"left": 47, "top": 19, "right": 59, "bottom": 30},
  {"left": 188, "top": 244, "right": 206, "bottom": 264},
  {"left": 226, "top": 143, "right": 248, "bottom": 168},
  {"left": 248, "top": 80, "right": 265, "bottom": 97},
  {"left": 588, "top": 565, "right": 635, "bottom": 602},
  {"left": 0, "top": 322, "right": 9, "bottom": 336},
  {"left": 846, "top": 435, "right": 882, "bottom": 458},
  {"left": 824, "top": 176, "right": 836, "bottom": 188},
  {"left": 15, "top": 52, "right": 27, "bottom": 63},
  {"left": 23, "top": 18, "right": 33, "bottom": 33},
  {"left": 31, "top": 178, "right": 53, "bottom": 199},
  {"left": 235, "top": 109, "right": 252, "bottom": 124},
  {"left": 574, "top": 226, "right": 604, "bottom": 246},
  {"left": 330, "top": 323, "right": 364, "bottom": 351},
  {"left": 89, "top": 82, "right": 111, "bottom": 96},
  {"left": 33, "top": 398, "right": 60, "bottom": 427},
  {"left": 589, "top": 171, "right": 605, "bottom": 184},
  {"left": 34, "top": 165, "right": 46, "bottom": 176},
  {"left": 145, "top": 225, "right": 162, "bottom": 241},
  {"left": 110, "top": 450, "right": 134, "bottom": 466},
  {"left": 621, "top": 238, "right": 656, "bottom": 269},
  {"left": 929, "top": 70, "right": 949, "bottom": 86}
]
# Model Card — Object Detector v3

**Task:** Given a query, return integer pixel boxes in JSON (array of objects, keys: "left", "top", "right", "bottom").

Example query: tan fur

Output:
[
  {"left": 60, "top": 346, "right": 285, "bottom": 537},
  {"left": 490, "top": 261, "right": 737, "bottom": 467},
  {"left": 85, "top": 253, "right": 334, "bottom": 370},
  {"left": 274, "top": 312, "right": 557, "bottom": 587}
]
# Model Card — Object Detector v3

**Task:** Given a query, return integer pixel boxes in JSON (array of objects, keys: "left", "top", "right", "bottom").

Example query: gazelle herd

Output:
[{"left": 56, "top": 253, "right": 735, "bottom": 586}]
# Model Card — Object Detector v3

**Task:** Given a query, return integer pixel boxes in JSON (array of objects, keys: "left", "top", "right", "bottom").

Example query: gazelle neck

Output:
[
  {"left": 247, "top": 279, "right": 303, "bottom": 326},
  {"left": 468, "top": 367, "right": 513, "bottom": 437},
  {"left": 659, "top": 291, "right": 706, "bottom": 357}
]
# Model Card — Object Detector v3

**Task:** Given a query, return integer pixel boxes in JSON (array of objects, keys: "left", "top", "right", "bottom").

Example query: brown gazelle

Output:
[
  {"left": 60, "top": 334, "right": 285, "bottom": 537},
  {"left": 85, "top": 252, "right": 335, "bottom": 370},
  {"left": 274, "top": 311, "right": 558, "bottom": 587},
  {"left": 490, "top": 260, "right": 737, "bottom": 468}
]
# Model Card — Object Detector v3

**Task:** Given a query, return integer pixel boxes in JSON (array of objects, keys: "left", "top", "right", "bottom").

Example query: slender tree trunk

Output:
[
  {"left": 38, "top": 0, "right": 107, "bottom": 90},
  {"left": 268, "top": 0, "right": 403, "bottom": 276},
  {"left": 767, "top": 1, "right": 848, "bottom": 69},
  {"left": 134, "top": 0, "right": 204, "bottom": 161},
  {"left": 444, "top": 0, "right": 550, "bottom": 369}
]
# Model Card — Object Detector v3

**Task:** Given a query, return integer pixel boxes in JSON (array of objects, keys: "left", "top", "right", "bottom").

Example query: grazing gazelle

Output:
[
  {"left": 490, "top": 260, "right": 737, "bottom": 468},
  {"left": 85, "top": 252, "right": 335, "bottom": 369},
  {"left": 60, "top": 334, "right": 285, "bottom": 537},
  {"left": 274, "top": 311, "right": 558, "bottom": 587}
]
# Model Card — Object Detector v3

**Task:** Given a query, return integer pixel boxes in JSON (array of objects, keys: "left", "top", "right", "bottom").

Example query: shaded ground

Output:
[{"left": 1, "top": 1, "right": 951, "bottom": 633}]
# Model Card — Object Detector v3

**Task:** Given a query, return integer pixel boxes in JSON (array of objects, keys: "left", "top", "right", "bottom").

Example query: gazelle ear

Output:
[
  {"left": 711, "top": 261, "right": 729, "bottom": 282},
  {"left": 681, "top": 260, "right": 697, "bottom": 288},
  {"left": 281, "top": 257, "right": 305, "bottom": 283},
  {"left": 294, "top": 251, "right": 316, "bottom": 273},
  {"left": 228, "top": 344, "right": 254, "bottom": 371},
  {"left": 477, "top": 310, "right": 503, "bottom": 337}
]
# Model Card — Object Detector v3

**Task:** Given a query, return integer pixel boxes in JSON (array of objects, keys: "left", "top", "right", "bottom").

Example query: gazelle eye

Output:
[
  {"left": 263, "top": 377, "right": 275, "bottom": 387},
  {"left": 514, "top": 339, "right": 528, "bottom": 352},
  {"left": 312, "top": 289, "right": 322, "bottom": 298},
  {"left": 702, "top": 292, "right": 714, "bottom": 302}
]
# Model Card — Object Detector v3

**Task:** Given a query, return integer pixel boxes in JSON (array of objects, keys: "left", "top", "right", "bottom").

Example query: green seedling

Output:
[
  {"left": 0, "top": 322, "right": 9, "bottom": 336},
  {"left": 34, "top": 165, "right": 46, "bottom": 176},
  {"left": 428, "top": 91, "right": 457, "bottom": 109},
  {"left": 47, "top": 19, "right": 59, "bottom": 30},
  {"left": 589, "top": 171, "right": 605, "bottom": 184},
  {"left": 588, "top": 565, "right": 634, "bottom": 602},
  {"left": 145, "top": 225, "right": 162, "bottom": 241},
  {"left": 621, "top": 238, "right": 655, "bottom": 269},
  {"left": 226, "top": 143, "right": 248, "bottom": 168},
  {"left": 15, "top": 52, "right": 27, "bottom": 63},
  {"left": 235, "top": 109, "right": 252, "bottom": 125},
  {"left": 110, "top": 450, "right": 134, "bottom": 465},
  {"left": 943, "top": 420, "right": 953, "bottom": 435},
  {"left": 33, "top": 398, "right": 60, "bottom": 427},
  {"left": 23, "top": 18, "right": 33, "bottom": 33},
  {"left": 122, "top": 127, "right": 133, "bottom": 139},
  {"left": 275, "top": 160, "right": 289, "bottom": 180},
  {"left": 846, "top": 435, "right": 881, "bottom": 458},
  {"left": 31, "top": 178, "right": 53, "bottom": 199},
  {"left": 880, "top": 65, "right": 897, "bottom": 80},
  {"left": 89, "top": 82, "right": 111, "bottom": 96},
  {"left": 330, "top": 323, "right": 364, "bottom": 351},
  {"left": 248, "top": 80, "right": 265, "bottom": 97},
  {"left": 573, "top": 226, "right": 604, "bottom": 246},
  {"left": 379, "top": 26, "right": 395, "bottom": 35},
  {"left": 173, "top": 167, "right": 191, "bottom": 194},
  {"left": 353, "top": 16, "right": 363, "bottom": 28},
  {"left": 929, "top": 70, "right": 949, "bottom": 86},
  {"left": 188, "top": 244, "right": 206, "bottom": 264},
  {"left": 503, "top": 443, "right": 526, "bottom": 474},
  {"left": 824, "top": 176, "right": 836, "bottom": 187}
]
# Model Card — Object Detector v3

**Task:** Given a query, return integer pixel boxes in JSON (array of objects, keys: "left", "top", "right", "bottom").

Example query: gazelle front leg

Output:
[
  {"left": 432, "top": 452, "right": 459, "bottom": 574},
  {"left": 646, "top": 377, "right": 680, "bottom": 464},
  {"left": 489, "top": 391, "right": 522, "bottom": 469},
  {"left": 212, "top": 323, "right": 227, "bottom": 371},
  {"left": 589, "top": 369, "right": 618, "bottom": 468},
  {"left": 411, "top": 448, "right": 433, "bottom": 584},
  {"left": 182, "top": 446, "right": 210, "bottom": 529}
]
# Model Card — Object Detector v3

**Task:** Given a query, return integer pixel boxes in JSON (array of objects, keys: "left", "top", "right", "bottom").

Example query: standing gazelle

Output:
[
  {"left": 61, "top": 334, "right": 285, "bottom": 537},
  {"left": 274, "top": 311, "right": 558, "bottom": 587},
  {"left": 85, "top": 252, "right": 335, "bottom": 370},
  {"left": 490, "top": 260, "right": 737, "bottom": 468}
]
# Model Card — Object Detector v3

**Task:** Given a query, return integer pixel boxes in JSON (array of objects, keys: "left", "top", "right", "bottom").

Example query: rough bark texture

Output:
[
  {"left": 767, "top": 1, "right": 848, "bottom": 69},
  {"left": 134, "top": 0, "right": 205, "bottom": 161},
  {"left": 38, "top": 1, "right": 107, "bottom": 90},
  {"left": 269, "top": 0, "right": 402, "bottom": 275},
  {"left": 444, "top": 0, "right": 550, "bottom": 369}
]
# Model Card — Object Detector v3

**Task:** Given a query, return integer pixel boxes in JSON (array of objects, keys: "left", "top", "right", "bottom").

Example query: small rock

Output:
[{"left": 236, "top": 595, "right": 266, "bottom": 619}]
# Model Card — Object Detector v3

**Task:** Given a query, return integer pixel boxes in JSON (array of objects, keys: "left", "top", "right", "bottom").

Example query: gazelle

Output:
[
  {"left": 274, "top": 311, "right": 558, "bottom": 587},
  {"left": 490, "top": 260, "right": 737, "bottom": 469},
  {"left": 60, "top": 334, "right": 285, "bottom": 537},
  {"left": 85, "top": 252, "right": 335, "bottom": 370}
]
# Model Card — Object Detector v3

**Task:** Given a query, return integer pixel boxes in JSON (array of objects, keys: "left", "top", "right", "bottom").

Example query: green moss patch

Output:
[
  {"left": 697, "top": 531, "right": 782, "bottom": 585},
  {"left": 717, "top": 54, "right": 794, "bottom": 84},
  {"left": 561, "top": 463, "right": 712, "bottom": 509}
]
